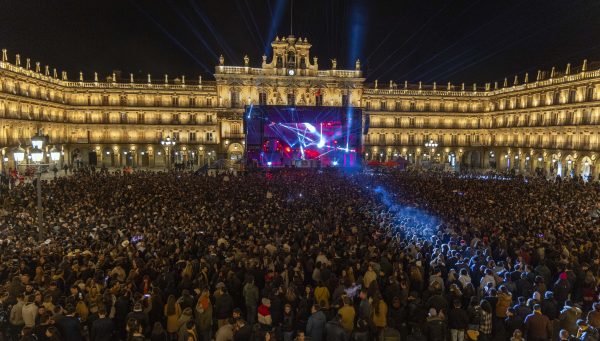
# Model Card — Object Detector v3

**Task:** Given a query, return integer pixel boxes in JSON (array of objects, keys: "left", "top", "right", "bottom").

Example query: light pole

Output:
[{"left": 160, "top": 136, "right": 176, "bottom": 170}]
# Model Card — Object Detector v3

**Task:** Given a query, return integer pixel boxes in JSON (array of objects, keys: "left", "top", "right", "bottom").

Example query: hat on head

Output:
[{"left": 262, "top": 298, "right": 271, "bottom": 306}]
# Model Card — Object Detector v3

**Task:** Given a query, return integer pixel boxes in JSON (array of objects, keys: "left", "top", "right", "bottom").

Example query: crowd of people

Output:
[{"left": 0, "top": 167, "right": 599, "bottom": 341}]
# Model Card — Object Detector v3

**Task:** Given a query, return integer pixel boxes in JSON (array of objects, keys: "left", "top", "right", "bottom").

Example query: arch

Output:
[
  {"left": 470, "top": 150, "right": 481, "bottom": 168},
  {"left": 227, "top": 143, "right": 244, "bottom": 161},
  {"left": 580, "top": 156, "right": 593, "bottom": 180},
  {"left": 564, "top": 154, "right": 576, "bottom": 178}
]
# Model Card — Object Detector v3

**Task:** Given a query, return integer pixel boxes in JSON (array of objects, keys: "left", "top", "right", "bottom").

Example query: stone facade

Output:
[{"left": 0, "top": 36, "right": 599, "bottom": 178}]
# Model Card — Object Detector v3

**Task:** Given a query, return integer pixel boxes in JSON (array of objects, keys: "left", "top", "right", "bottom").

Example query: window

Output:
[
  {"left": 206, "top": 114, "right": 213, "bottom": 123},
  {"left": 379, "top": 134, "right": 386, "bottom": 144},
  {"left": 365, "top": 101, "right": 371, "bottom": 110},
  {"left": 154, "top": 96, "right": 162, "bottom": 106},
  {"left": 172, "top": 132, "right": 180, "bottom": 140},
  {"left": 120, "top": 112, "right": 127, "bottom": 124},
  {"left": 393, "top": 134, "right": 400, "bottom": 143},
  {"left": 409, "top": 117, "right": 415, "bottom": 127},
  {"left": 206, "top": 132, "right": 214, "bottom": 142},
  {"left": 189, "top": 132, "right": 197, "bottom": 142},
  {"left": 173, "top": 113, "right": 180, "bottom": 124},
  {"left": 87, "top": 96, "right": 92, "bottom": 106},
  {"left": 569, "top": 89, "right": 577, "bottom": 103},
  {"left": 189, "top": 97, "right": 196, "bottom": 107},
  {"left": 172, "top": 97, "right": 179, "bottom": 106},
  {"left": 409, "top": 102, "right": 416, "bottom": 111},
  {"left": 586, "top": 87, "right": 594, "bottom": 101},
  {"left": 230, "top": 91, "right": 240, "bottom": 108},
  {"left": 408, "top": 135, "right": 415, "bottom": 145},
  {"left": 395, "top": 102, "right": 401, "bottom": 111},
  {"left": 258, "top": 92, "right": 267, "bottom": 105},
  {"left": 380, "top": 101, "right": 387, "bottom": 111},
  {"left": 102, "top": 95, "right": 109, "bottom": 106},
  {"left": 287, "top": 93, "right": 295, "bottom": 105},
  {"left": 394, "top": 117, "right": 401, "bottom": 127},
  {"left": 206, "top": 98, "right": 212, "bottom": 107},
  {"left": 190, "top": 114, "right": 197, "bottom": 124},
  {"left": 315, "top": 94, "right": 323, "bottom": 106},
  {"left": 120, "top": 95, "right": 127, "bottom": 106},
  {"left": 231, "top": 123, "right": 241, "bottom": 135},
  {"left": 138, "top": 113, "right": 145, "bottom": 124},
  {"left": 582, "top": 110, "right": 592, "bottom": 125},
  {"left": 554, "top": 91, "right": 561, "bottom": 105}
]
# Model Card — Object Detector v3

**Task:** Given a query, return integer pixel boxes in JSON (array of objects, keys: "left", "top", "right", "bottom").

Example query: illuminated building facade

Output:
[{"left": 1, "top": 36, "right": 599, "bottom": 178}]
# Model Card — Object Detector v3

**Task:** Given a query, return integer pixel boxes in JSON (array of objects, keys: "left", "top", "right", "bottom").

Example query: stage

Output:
[{"left": 244, "top": 105, "right": 363, "bottom": 168}]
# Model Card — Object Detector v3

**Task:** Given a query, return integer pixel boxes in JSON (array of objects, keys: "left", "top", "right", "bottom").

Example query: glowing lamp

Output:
[
  {"left": 49, "top": 147, "right": 60, "bottom": 161},
  {"left": 13, "top": 146, "right": 26, "bottom": 163},
  {"left": 31, "top": 147, "right": 44, "bottom": 163},
  {"left": 31, "top": 135, "right": 45, "bottom": 150},
  {"left": 332, "top": 161, "right": 338, "bottom": 166},
  {"left": 267, "top": 161, "right": 272, "bottom": 166}
]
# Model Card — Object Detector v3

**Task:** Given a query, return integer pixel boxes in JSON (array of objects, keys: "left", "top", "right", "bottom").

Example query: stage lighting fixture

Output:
[
  {"left": 267, "top": 161, "right": 272, "bottom": 166},
  {"left": 332, "top": 161, "right": 338, "bottom": 166}
]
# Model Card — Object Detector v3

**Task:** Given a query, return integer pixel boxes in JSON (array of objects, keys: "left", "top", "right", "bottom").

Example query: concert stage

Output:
[{"left": 244, "top": 106, "right": 363, "bottom": 168}]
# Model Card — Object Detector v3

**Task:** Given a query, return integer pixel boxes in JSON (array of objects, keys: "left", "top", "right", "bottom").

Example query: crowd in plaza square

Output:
[{"left": 0, "top": 168, "right": 599, "bottom": 341}]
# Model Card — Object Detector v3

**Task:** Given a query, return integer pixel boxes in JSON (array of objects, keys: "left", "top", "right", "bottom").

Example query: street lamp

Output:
[
  {"left": 31, "top": 147, "right": 44, "bottom": 163},
  {"left": 424, "top": 139, "right": 438, "bottom": 162},
  {"left": 50, "top": 147, "right": 61, "bottom": 162},
  {"left": 13, "top": 146, "right": 25, "bottom": 164},
  {"left": 160, "top": 136, "right": 176, "bottom": 169}
]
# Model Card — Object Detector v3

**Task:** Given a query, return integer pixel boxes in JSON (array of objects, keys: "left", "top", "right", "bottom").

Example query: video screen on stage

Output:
[{"left": 244, "top": 106, "right": 362, "bottom": 167}]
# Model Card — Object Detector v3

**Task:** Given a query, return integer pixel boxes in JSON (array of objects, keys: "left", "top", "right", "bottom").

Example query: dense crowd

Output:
[{"left": 0, "top": 168, "right": 599, "bottom": 341}]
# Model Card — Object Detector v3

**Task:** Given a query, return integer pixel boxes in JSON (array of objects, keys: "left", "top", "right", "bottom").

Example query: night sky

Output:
[{"left": 2, "top": 0, "right": 600, "bottom": 84}]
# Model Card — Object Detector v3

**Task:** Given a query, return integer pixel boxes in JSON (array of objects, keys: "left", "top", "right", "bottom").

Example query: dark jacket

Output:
[
  {"left": 306, "top": 310, "right": 327, "bottom": 341},
  {"left": 504, "top": 315, "right": 522, "bottom": 338},
  {"left": 325, "top": 319, "right": 348, "bottom": 341},
  {"left": 215, "top": 293, "right": 234, "bottom": 320},
  {"left": 541, "top": 298, "right": 559, "bottom": 320},
  {"left": 559, "top": 306, "right": 581, "bottom": 336},
  {"left": 56, "top": 315, "right": 84, "bottom": 341},
  {"left": 234, "top": 323, "right": 252, "bottom": 341},
  {"left": 524, "top": 312, "right": 551, "bottom": 340},
  {"left": 424, "top": 316, "right": 447, "bottom": 341},
  {"left": 513, "top": 303, "right": 531, "bottom": 323},
  {"left": 447, "top": 307, "right": 469, "bottom": 330},
  {"left": 91, "top": 317, "right": 115, "bottom": 341},
  {"left": 126, "top": 311, "right": 150, "bottom": 334}
]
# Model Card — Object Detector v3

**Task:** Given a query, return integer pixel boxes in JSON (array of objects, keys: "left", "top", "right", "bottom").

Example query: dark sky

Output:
[{"left": 2, "top": 0, "right": 600, "bottom": 84}]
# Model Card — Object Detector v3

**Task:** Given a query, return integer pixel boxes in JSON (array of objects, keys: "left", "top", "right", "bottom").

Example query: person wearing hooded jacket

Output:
[{"left": 306, "top": 304, "right": 326, "bottom": 341}]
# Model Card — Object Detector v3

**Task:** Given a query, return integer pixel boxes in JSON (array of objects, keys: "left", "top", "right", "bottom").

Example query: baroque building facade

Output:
[{"left": 1, "top": 35, "right": 599, "bottom": 178}]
